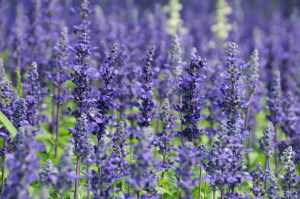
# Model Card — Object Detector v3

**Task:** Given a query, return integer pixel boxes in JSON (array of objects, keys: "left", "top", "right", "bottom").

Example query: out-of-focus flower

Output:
[{"left": 2, "top": 126, "right": 41, "bottom": 199}]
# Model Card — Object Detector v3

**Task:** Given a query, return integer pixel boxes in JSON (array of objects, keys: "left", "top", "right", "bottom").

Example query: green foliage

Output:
[
  {"left": 15, "top": 67, "right": 23, "bottom": 97},
  {"left": 0, "top": 111, "right": 17, "bottom": 139}
]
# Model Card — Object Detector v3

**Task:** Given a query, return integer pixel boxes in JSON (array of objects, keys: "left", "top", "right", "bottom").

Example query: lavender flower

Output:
[
  {"left": 250, "top": 163, "right": 265, "bottom": 198},
  {"left": 207, "top": 43, "right": 250, "bottom": 193},
  {"left": 137, "top": 47, "right": 156, "bottom": 127},
  {"left": 245, "top": 49, "right": 259, "bottom": 99},
  {"left": 24, "top": 62, "right": 44, "bottom": 126},
  {"left": 92, "top": 44, "right": 118, "bottom": 140},
  {"left": 220, "top": 43, "right": 244, "bottom": 136},
  {"left": 89, "top": 137, "right": 114, "bottom": 199},
  {"left": 48, "top": 27, "right": 71, "bottom": 105},
  {"left": 0, "top": 80, "right": 16, "bottom": 141},
  {"left": 153, "top": 98, "right": 176, "bottom": 170},
  {"left": 280, "top": 146, "right": 297, "bottom": 199},
  {"left": 12, "top": 98, "right": 29, "bottom": 128},
  {"left": 109, "top": 121, "right": 129, "bottom": 179},
  {"left": 2, "top": 126, "right": 40, "bottom": 199},
  {"left": 281, "top": 91, "right": 298, "bottom": 137},
  {"left": 173, "top": 142, "right": 200, "bottom": 198},
  {"left": 127, "top": 128, "right": 158, "bottom": 198},
  {"left": 39, "top": 159, "right": 56, "bottom": 187},
  {"left": 267, "top": 68, "right": 282, "bottom": 127},
  {"left": 72, "top": 0, "right": 94, "bottom": 117},
  {"left": 0, "top": 81, "right": 16, "bottom": 106},
  {"left": 260, "top": 123, "right": 274, "bottom": 161},
  {"left": 264, "top": 170, "right": 280, "bottom": 199},
  {"left": 69, "top": 113, "right": 93, "bottom": 159},
  {"left": 266, "top": 68, "right": 282, "bottom": 169},
  {"left": 175, "top": 49, "right": 206, "bottom": 141},
  {"left": 53, "top": 143, "right": 74, "bottom": 195}
]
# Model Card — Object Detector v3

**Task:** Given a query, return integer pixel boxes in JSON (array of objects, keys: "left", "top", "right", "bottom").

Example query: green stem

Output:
[
  {"left": 74, "top": 156, "right": 81, "bottom": 199},
  {"left": 87, "top": 166, "right": 91, "bottom": 199},
  {"left": 204, "top": 182, "right": 207, "bottom": 199},
  {"left": 220, "top": 187, "right": 225, "bottom": 199},
  {"left": 198, "top": 168, "right": 202, "bottom": 199},
  {"left": 0, "top": 140, "right": 6, "bottom": 194},
  {"left": 54, "top": 102, "right": 60, "bottom": 157},
  {"left": 274, "top": 127, "right": 278, "bottom": 176}
]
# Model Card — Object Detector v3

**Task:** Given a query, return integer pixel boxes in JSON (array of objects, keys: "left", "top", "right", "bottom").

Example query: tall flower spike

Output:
[
  {"left": 281, "top": 91, "right": 298, "bottom": 137},
  {"left": 245, "top": 49, "right": 259, "bottom": 98},
  {"left": 220, "top": 42, "right": 244, "bottom": 136},
  {"left": 170, "top": 35, "right": 183, "bottom": 77},
  {"left": 12, "top": 98, "right": 29, "bottom": 128},
  {"left": 92, "top": 43, "right": 118, "bottom": 140},
  {"left": 69, "top": 113, "right": 93, "bottom": 159},
  {"left": 175, "top": 49, "right": 206, "bottom": 141},
  {"left": 39, "top": 159, "right": 56, "bottom": 187},
  {"left": 127, "top": 128, "right": 158, "bottom": 197},
  {"left": 25, "top": 62, "right": 44, "bottom": 126},
  {"left": 0, "top": 81, "right": 15, "bottom": 105},
  {"left": 250, "top": 163, "right": 265, "bottom": 198},
  {"left": 54, "top": 143, "right": 74, "bottom": 195},
  {"left": 2, "top": 126, "right": 41, "bottom": 199},
  {"left": 110, "top": 120, "right": 129, "bottom": 179},
  {"left": 207, "top": 43, "right": 250, "bottom": 191},
  {"left": 137, "top": 47, "right": 156, "bottom": 127},
  {"left": 48, "top": 27, "right": 70, "bottom": 93},
  {"left": 267, "top": 68, "right": 282, "bottom": 126},
  {"left": 280, "top": 146, "right": 297, "bottom": 199},
  {"left": 261, "top": 122, "right": 274, "bottom": 159},
  {"left": 154, "top": 98, "right": 176, "bottom": 170},
  {"left": 89, "top": 137, "right": 113, "bottom": 199},
  {"left": 71, "top": 0, "right": 94, "bottom": 118},
  {"left": 173, "top": 142, "right": 200, "bottom": 198},
  {"left": 264, "top": 170, "right": 280, "bottom": 199}
]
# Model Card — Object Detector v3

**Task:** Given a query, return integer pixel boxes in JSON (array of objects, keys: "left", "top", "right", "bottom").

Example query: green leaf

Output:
[
  {"left": 157, "top": 187, "right": 174, "bottom": 196},
  {"left": 0, "top": 111, "right": 17, "bottom": 138}
]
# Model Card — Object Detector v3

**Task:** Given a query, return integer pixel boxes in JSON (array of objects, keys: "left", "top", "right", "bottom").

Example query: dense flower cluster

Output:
[{"left": 0, "top": 0, "right": 299, "bottom": 199}]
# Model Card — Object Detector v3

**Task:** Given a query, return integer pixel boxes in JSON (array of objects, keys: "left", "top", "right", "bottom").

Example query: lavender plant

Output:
[{"left": 175, "top": 49, "right": 206, "bottom": 141}]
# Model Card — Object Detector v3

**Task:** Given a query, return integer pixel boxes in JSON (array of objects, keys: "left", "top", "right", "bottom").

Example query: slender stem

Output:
[
  {"left": 0, "top": 140, "right": 6, "bottom": 194},
  {"left": 204, "top": 182, "right": 207, "bottom": 199},
  {"left": 51, "top": 86, "right": 57, "bottom": 138},
  {"left": 274, "top": 127, "right": 278, "bottom": 176},
  {"left": 220, "top": 187, "right": 225, "bottom": 199},
  {"left": 244, "top": 95, "right": 253, "bottom": 169},
  {"left": 87, "top": 166, "right": 91, "bottom": 199},
  {"left": 54, "top": 87, "right": 61, "bottom": 157},
  {"left": 198, "top": 168, "right": 202, "bottom": 199},
  {"left": 213, "top": 190, "right": 216, "bottom": 199},
  {"left": 74, "top": 157, "right": 81, "bottom": 199}
]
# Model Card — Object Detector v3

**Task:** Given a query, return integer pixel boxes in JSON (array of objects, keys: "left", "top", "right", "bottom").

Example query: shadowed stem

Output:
[
  {"left": 213, "top": 190, "right": 216, "bottom": 199},
  {"left": 87, "top": 166, "right": 91, "bottom": 199},
  {"left": 0, "top": 140, "right": 6, "bottom": 194},
  {"left": 204, "top": 182, "right": 207, "bottom": 198},
  {"left": 220, "top": 187, "right": 225, "bottom": 199},
  {"left": 74, "top": 156, "right": 81, "bottom": 199},
  {"left": 245, "top": 95, "right": 253, "bottom": 168},
  {"left": 274, "top": 127, "right": 278, "bottom": 176},
  {"left": 54, "top": 87, "right": 61, "bottom": 157},
  {"left": 198, "top": 168, "right": 202, "bottom": 199},
  {"left": 51, "top": 87, "right": 57, "bottom": 139}
]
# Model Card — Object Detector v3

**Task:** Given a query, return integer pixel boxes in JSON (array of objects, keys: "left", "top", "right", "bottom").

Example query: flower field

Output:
[{"left": 0, "top": 0, "right": 299, "bottom": 198}]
